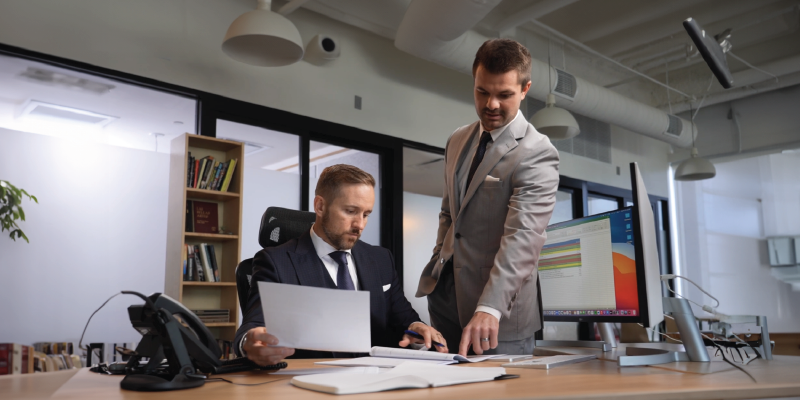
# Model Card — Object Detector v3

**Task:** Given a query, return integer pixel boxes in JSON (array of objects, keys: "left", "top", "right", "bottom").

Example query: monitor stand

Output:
[
  {"left": 617, "top": 297, "right": 711, "bottom": 366},
  {"left": 536, "top": 322, "right": 618, "bottom": 352}
]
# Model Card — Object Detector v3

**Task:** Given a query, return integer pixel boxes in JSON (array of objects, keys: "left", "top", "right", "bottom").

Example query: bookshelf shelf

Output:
[
  {"left": 184, "top": 232, "right": 239, "bottom": 241},
  {"left": 165, "top": 133, "right": 244, "bottom": 347},
  {"left": 205, "top": 323, "right": 237, "bottom": 328},
  {"left": 182, "top": 281, "right": 237, "bottom": 287},
  {"left": 186, "top": 188, "right": 240, "bottom": 202}
]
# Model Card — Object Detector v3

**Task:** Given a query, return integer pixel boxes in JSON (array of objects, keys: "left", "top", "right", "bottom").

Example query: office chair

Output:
[{"left": 235, "top": 207, "right": 317, "bottom": 313}]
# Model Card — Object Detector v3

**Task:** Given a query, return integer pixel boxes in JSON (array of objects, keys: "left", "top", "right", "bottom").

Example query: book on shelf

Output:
[
  {"left": 201, "top": 160, "right": 218, "bottom": 189},
  {"left": 188, "top": 200, "right": 219, "bottom": 234},
  {"left": 211, "top": 161, "right": 228, "bottom": 191},
  {"left": 195, "top": 157, "right": 209, "bottom": 189},
  {"left": 185, "top": 200, "right": 193, "bottom": 232},
  {"left": 185, "top": 155, "right": 237, "bottom": 192},
  {"left": 220, "top": 158, "right": 237, "bottom": 192},
  {"left": 197, "top": 243, "right": 216, "bottom": 282},
  {"left": 0, "top": 343, "right": 34, "bottom": 374},
  {"left": 193, "top": 245, "right": 205, "bottom": 281},
  {"left": 186, "top": 152, "right": 194, "bottom": 188},
  {"left": 191, "top": 309, "right": 230, "bottom": 324},
  {"left": 207, "top": 244, "right": 220, "bottom": 282},
  {"left": 192, "top": 158, "right": 200, "bottom": 188}
]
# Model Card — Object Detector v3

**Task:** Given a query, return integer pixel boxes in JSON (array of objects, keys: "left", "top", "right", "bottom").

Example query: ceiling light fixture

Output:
[
  {"left": 530, "top": 40, "right": 580, "bottom": 140},
  {"left": 674, "top": 105, "right": 716, "bottom": 181},
  {"left": 222, "top": 0, "right": 304, "bottom": 67},
  {"left": 17, "top": 100, "right": 118, "bottom": 127}
]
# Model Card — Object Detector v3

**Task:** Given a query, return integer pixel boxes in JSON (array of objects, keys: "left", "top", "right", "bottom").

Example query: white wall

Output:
[
  {"left": 0, "top": 128, "right": 169, "bottom": 343},
  {"left": 674, "top": 153, "right": 800, "bottom": 333}
]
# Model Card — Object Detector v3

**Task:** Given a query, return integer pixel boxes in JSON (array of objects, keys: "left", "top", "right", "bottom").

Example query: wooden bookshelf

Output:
[{"left": 165, "top": 133, "right": 244, "bottom": 343}]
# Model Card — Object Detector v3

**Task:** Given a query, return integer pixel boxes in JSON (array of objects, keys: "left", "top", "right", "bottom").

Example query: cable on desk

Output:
[
  {"left": 205, "top": 376, "right": 291, "bottom": 386},
  {"left": 661, "top": 315, "right": 758, "bottom": 383}
]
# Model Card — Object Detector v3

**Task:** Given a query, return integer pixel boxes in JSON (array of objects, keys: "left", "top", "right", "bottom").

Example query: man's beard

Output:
[
  {"left": 321, "top": 212, "right": 361, "bottom": 250},
  {"left": 481, "top": 108, "right": 507, "bottom": 129}
]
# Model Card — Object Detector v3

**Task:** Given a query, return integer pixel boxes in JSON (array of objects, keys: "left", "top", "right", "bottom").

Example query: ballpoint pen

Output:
[{"left": 404, "top": 330, "right": 445, "bottom": 348}]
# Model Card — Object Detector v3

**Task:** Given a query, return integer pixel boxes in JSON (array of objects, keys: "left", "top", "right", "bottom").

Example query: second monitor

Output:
[{"left": 540, "top": 207, "right": 650, "bottom": 325}]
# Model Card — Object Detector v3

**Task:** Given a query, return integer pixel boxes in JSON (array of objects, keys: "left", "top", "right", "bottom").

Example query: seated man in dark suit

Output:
[{"left": 236, "top": 164, "right": 448, "bottom": 365}]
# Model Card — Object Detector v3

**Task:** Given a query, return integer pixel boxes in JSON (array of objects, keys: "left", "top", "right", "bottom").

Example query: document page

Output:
[{"left": 257, "top": 281, "right": 371, "bottom": 352}]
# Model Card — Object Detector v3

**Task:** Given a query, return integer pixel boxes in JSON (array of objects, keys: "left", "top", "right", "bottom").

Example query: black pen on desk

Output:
[{"left": 404, "top": 330, "right": 445, "bottom": 348}]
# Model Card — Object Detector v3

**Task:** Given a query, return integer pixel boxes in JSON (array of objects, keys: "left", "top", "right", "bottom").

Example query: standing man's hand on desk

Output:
[
  {"left": 459, "top": 311, "right": 499, "bottom": 356},
  {"left": 399, "top": 321, "right": 449, "bottom": 353},
  {"left": 243, "top": 327, "right": 295, "bottom": 366}
]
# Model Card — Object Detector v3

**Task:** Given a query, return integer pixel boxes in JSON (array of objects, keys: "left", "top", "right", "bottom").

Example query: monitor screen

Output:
[{"left": 540, "top": 207, "right": 645, "bottom": 322}]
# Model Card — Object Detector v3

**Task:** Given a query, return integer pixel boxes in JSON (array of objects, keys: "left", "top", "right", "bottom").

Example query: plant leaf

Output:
[{"left": 31, "top": 195, "right": 38, "bottom": 203}]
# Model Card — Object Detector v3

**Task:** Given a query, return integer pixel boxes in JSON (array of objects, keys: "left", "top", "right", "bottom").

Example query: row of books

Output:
[
  {"left": 183, "top": 243, "right": 220, "bottom": 282},
  {"left": 0, "top": 343, "right": 33, "bottom": 374},
  {"left": 192, "top": 309, "right": 230, "bottom": 324},
  {"left": 187, "top": 152, "right": 237, "bottom": 192}
]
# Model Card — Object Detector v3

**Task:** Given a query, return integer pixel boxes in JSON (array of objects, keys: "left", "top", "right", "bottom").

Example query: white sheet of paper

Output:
[
  {"left": 271, "top": 367, "right": 382, "bottom": 375},
  {"left": 315, "top": 357, "right": 456, "bottom": 368},
  {"left": 257, "top": 281, "right": 371, "bottom": 353}
]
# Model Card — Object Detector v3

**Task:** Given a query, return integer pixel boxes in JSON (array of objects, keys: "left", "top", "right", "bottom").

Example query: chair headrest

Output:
[{"left": 258, "top": 207, "right": 317, "bottom": 248}]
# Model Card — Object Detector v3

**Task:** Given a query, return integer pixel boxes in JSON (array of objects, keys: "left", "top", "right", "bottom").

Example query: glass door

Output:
[
  {"left": 215, "top": 119, "right": 301, "bottom": 261},
  {"left": 306, "top": 140, "right": 382, "bottom": 246}
]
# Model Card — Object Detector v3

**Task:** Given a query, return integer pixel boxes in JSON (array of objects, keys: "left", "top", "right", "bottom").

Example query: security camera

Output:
[{"left": 304, "top": 34, "right": 340, "bottom": 65}]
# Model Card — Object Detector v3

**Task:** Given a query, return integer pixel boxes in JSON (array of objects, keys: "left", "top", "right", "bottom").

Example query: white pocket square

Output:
[
  {"left": 485, "top": 175, "right": 500, "bottom": 182},
  {"left": 382, "top": 284, "right": 391, "bottom": 292}
]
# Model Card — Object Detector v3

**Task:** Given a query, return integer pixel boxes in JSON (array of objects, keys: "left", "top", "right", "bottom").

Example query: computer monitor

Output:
[{"left": 540, "top": 162, "right": 664, "bottom": 328}]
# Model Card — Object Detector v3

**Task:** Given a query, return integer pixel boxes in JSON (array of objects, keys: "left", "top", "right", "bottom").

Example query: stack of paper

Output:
[
  {"left": 315, "top": 346, "right": 501, "bottom": 368},
  {"left": 291, "top": 362, "right": 506, "bottom": 395}
]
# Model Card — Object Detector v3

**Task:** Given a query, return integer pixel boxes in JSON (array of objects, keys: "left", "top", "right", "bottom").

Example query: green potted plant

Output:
[{"left": 0, "top": 180, "right": 38, "bottom": 243}]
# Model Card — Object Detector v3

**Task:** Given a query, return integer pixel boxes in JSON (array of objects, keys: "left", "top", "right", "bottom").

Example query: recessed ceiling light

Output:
[{"left": 16, "top": 100, "right": 118, "bottom": 127}]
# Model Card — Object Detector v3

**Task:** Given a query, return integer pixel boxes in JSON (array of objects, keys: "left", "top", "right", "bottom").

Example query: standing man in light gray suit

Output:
[{"left": 417, "top": 39, "right": 560, "bottom": 356}]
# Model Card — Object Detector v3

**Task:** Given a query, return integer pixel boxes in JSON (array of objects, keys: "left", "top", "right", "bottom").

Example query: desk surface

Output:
[{"left": 5, "top": 355, "right": 800, "bottom": 400}]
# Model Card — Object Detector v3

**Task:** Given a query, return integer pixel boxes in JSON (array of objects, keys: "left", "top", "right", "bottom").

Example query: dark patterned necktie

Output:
[
  {"left": 466, "top": 131, "right": 493, "bottom": 191},
  {"left": 329, "top": 251, "right": 355, "bottom": 290}
]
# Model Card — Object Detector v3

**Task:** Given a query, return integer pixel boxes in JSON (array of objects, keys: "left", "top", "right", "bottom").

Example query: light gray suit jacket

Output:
[{"left": 416, "top": 114, "right": 559, "bottom": 341}]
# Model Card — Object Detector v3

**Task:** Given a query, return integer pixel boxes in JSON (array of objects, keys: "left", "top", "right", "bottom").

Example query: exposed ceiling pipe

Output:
[
  {"left": 492, "top": 0, "right": 580, "bottom": 33},
  {"left": 527, "top": 19, "right": 690, "bottom": 99},
  {"left": 394, "top": 0, "right": 696, "bottom": 148},
  {"left": 277, "top": 0, "right": 312, "bottom": 15},
  {"left": 573, "top": 0, "right": 698, "bottom": 43},
  {"left": 663, "top": 57, "right": 800, "bottom": 114},
  {"left": 598, "top": 0, "right": 784, "bottom": 57}
]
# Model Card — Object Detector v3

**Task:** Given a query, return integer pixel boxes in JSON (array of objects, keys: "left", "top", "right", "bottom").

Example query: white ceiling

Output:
[{"left": 296, "top": 0, "right": 800, "bottom": 111}]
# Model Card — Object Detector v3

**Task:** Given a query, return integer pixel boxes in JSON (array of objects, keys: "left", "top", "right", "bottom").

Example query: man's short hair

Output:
[
  {"left": 472, "top": 39, "right": 532, "bottom": 88},
  {"left": 315, "top": 164, "right": 376, "bottom": 202}
]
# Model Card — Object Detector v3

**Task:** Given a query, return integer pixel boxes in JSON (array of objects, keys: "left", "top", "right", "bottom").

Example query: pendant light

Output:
[
  {"left": 222, "top": 0, "right": 304, "bottom": 67},
  {"left": 530, "top": 40, "right": 580, "bottom": 140},
  {"left": 674, "top": 105, "right": 716, "bottom": 181}
]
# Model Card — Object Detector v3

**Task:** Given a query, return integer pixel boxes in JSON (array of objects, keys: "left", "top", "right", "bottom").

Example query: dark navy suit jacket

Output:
[{"left": 234, "top": 231, "right": 421, "bottom": 358}]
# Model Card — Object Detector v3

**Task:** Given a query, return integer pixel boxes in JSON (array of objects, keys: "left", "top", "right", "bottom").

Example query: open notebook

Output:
[
  {"left": 291, "top": 361, "right": 506, "bottom": 395},
  {"left": 315, "top": 346, "right": 500, "bottom": 367}
]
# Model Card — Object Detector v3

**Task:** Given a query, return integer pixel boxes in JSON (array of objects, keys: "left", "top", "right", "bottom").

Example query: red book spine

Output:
[
  {"left": 0, "top": 344, "right": 10, "bottom": 375},
  {"left": 193, "top": 159, "right": 200, "bottom": 188}
]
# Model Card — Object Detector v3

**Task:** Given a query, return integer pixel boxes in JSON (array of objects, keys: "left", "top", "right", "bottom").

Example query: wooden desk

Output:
[{"left": 5, "top": 356, "right": 800, "bottom": 400}]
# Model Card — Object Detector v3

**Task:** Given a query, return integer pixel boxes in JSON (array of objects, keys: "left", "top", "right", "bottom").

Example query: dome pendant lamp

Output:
[
  {"left": 674, "top": 105, "right": 716, "bottom": 181},
  {"left": 222, "top": 0, "right": 304, "bottom": 67},
  {"left": 530, "top": 41, "right": 580, "bottom": 141},
  {"left": 530, "top": 93, "right": 581, "bottom": 140}
]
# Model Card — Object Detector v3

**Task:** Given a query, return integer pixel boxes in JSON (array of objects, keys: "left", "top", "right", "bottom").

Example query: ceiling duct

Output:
[
  {"left": 394, "top": 0, "right": 695, "bottom": 148},
  {"left": 554, "top": 69, "right": 577, "bottom": 100}
]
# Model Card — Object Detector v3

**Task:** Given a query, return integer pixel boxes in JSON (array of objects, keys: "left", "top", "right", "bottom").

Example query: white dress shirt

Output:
[
  {"left": 310, "top": 226, "right": 359, "bottom": 290},
  {"left": 456, "top": 110, "right": 522, "bottom": 323}
]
